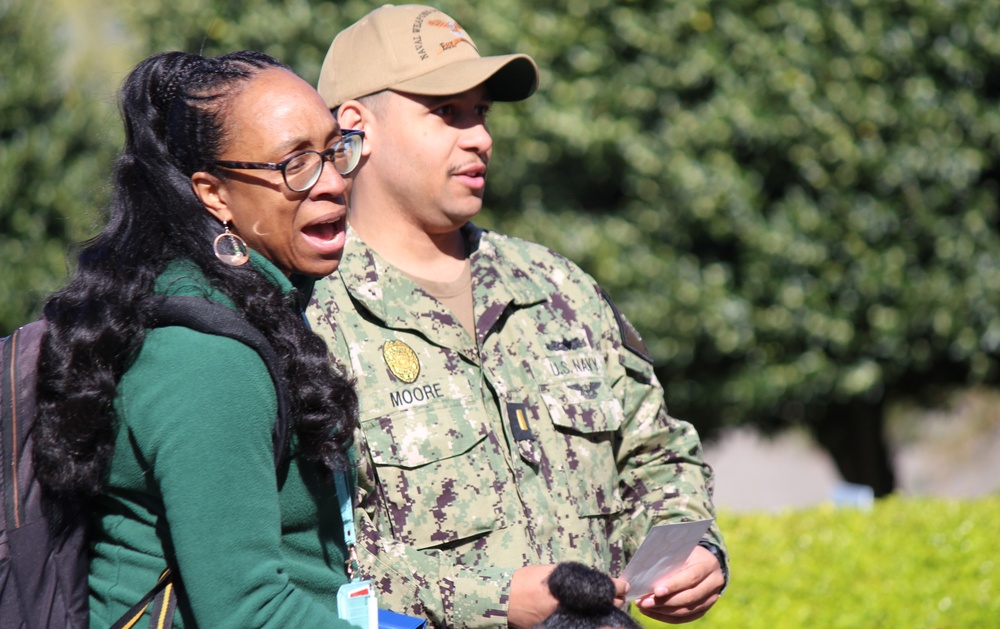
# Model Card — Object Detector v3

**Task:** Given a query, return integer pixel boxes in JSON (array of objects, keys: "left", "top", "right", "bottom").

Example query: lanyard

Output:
[
  {"left": 333, "top": 471, "right": 361, "bottom": 580},
  {"left": 299, "top": 301, "right": 376, "bottom": 627},
  {"left": 334, "top": 471, "right": 376, "bottom": 629},
  {"left": 299, "top": 305, "right": 361, "bottom": 581}
]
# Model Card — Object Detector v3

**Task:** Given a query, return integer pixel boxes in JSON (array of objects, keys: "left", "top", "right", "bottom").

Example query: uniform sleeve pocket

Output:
[
  {"left": 538, "top": 381, "right": 626, "bottom": 517},
  {"left": 539, "top": 380, "right": 626, "bottom": 434}
]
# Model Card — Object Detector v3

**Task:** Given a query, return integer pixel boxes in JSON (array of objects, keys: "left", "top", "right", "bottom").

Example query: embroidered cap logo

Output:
[{"left": 411, "top": 9, "right": 477, "bottom": 61}]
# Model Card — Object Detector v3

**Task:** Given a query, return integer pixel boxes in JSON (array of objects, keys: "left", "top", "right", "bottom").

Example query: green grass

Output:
[{"left": 633, "top": 496, "right": 999, "bottom": 628}]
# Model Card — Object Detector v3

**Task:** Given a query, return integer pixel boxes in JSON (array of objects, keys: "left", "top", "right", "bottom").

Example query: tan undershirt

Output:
[{"left": 401, "top": 259, "right": 475, "bottom": 337}]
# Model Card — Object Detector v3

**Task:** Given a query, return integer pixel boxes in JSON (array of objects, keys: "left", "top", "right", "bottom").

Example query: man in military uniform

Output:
[{"left": 308, "top": 5, "right": 728, "bottom": 627}]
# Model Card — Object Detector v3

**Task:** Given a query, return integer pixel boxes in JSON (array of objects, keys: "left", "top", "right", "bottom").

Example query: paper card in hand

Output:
[{"left": 619, "top": 519, "right": 714, "bottom": 601}]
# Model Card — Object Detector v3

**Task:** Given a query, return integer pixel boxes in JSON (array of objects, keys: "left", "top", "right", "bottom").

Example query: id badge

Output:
[{"left": 337, "top": 580, "right": 377, "bottom": 629}]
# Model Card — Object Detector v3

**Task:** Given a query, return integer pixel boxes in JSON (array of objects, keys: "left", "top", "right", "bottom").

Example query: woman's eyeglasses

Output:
[{"left": 207, "top": 129, "right": 365, "bottom": 192}]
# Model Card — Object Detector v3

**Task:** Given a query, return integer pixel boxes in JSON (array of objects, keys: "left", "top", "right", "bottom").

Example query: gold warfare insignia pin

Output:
[{"left": 383, "top": 340, "right": 420, "bottom": 383}]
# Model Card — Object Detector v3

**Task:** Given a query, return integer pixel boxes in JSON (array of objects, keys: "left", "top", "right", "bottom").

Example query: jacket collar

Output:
[
  {"left": 156, "top": 251, "right": 313, "bottom": 313},
  {"left": 337, "top": 223, "right": 549, "bottom": 330}
]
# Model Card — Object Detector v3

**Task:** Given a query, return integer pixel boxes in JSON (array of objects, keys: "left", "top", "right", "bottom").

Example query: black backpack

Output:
[{"left": 0, "top": 296, "right": 291, "bottom": 629}]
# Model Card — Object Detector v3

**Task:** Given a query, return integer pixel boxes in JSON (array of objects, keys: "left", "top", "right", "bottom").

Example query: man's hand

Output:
[
  {"left": 508, "top": 564, "right": 558, "bottom": 629},
  {"left": 632, "top": 545, "right": 724, "bottom": 624},
  {"left": 508, "top": 564, "right": 630, "bottom": 628}
]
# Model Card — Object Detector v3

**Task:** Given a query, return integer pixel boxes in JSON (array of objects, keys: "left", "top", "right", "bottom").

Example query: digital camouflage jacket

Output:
[{"left": 308, "top": 224, "right": 727, "bottom": 628}]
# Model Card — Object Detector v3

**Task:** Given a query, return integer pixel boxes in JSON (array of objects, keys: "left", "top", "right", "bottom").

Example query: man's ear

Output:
[
  {"left": 191, "top": 171, "right": 232, "bottom": 224},
  {"left": 337, "top": 100, "right": 373, "bottom": 157},
  {"left": 336, "top": 100, "right": 364, "bottom": 130}
]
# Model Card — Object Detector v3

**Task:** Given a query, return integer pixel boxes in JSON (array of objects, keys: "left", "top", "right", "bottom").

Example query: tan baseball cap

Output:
[{"left": 318, "top": 4, "right": 539, "bottom": 108}]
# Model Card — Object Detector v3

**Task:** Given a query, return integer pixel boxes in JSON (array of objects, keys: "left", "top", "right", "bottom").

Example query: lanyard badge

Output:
[
  {"left": 334, "top": 472, "right": 378, "bottom": 629},
  {"left": 337, "top": 580, "right": 377, "bottom": 628}
]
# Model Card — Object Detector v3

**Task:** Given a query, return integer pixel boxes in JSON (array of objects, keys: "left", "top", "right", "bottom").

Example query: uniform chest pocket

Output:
[
  {"left": 538, "top": 379, "right": 626, "bottom": 518},
  {"left": 361, "top": 397, "right": 510, "bottom": 551}
]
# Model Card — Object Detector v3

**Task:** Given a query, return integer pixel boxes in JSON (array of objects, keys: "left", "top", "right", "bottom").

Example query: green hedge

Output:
[{"left": 634, "top": 496, "right": 999, "bottom": 628}]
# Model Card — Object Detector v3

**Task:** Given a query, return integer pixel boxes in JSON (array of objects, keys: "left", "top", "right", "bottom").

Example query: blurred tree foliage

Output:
[
  {"left": 470, "top": 0, "right": 1000, "bottom": 495},
  {"left": 114, "top": 0, "right": 376, "bottom": 82},
  {"left": 0, "top": 0, "right": 116, "bottom": 334},
  {"left": 7, "top": 0, "right": 1000, "bottom": 492}
]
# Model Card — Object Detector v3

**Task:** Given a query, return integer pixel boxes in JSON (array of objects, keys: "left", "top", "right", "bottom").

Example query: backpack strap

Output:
[
  {"left": 2, "top": 320, "right": 48, "bottom": 531},
  {"left": 109, "top": 569, "right": 173, "bottom": 629},
  {"left": 108, "top": 296, "right": 294, "bottom": 629}
]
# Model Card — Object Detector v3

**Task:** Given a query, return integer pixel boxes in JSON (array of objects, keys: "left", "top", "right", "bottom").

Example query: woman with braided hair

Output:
[
  {"left": 34, "top": 50, "right": 363, "bottom": 627},
  {"left": 534, "top": 563, "right": 641, "bottom": 629}
]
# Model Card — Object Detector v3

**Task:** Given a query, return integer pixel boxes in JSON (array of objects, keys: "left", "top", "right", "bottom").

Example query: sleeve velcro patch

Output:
[{"left": 600, "top": 288, "right": 654, "bottom": 364}]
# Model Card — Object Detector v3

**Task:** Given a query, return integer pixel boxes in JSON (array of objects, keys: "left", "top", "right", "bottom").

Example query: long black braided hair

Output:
[{"left": 34, "top": 50, "right": 357, "bottom": 501}]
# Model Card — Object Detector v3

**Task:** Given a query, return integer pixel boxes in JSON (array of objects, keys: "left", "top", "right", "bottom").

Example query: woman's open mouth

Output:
[{"left": 301, "top": 214, "right": 347, "bottom": 255}]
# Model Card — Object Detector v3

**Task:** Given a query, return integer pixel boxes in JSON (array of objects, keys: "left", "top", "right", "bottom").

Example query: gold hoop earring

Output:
[{"left": 214, "top": 222, "right": 249, "bottom": 266}]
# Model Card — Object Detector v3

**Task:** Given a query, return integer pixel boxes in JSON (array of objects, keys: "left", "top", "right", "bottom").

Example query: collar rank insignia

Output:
[{"left": 383, "top": 340, "right": 420, "bottom": 383}]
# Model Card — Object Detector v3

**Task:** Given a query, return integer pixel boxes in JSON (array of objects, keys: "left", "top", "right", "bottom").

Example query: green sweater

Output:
[{"left": 88, "top": 253, "right": 356, "bottom": 628}]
